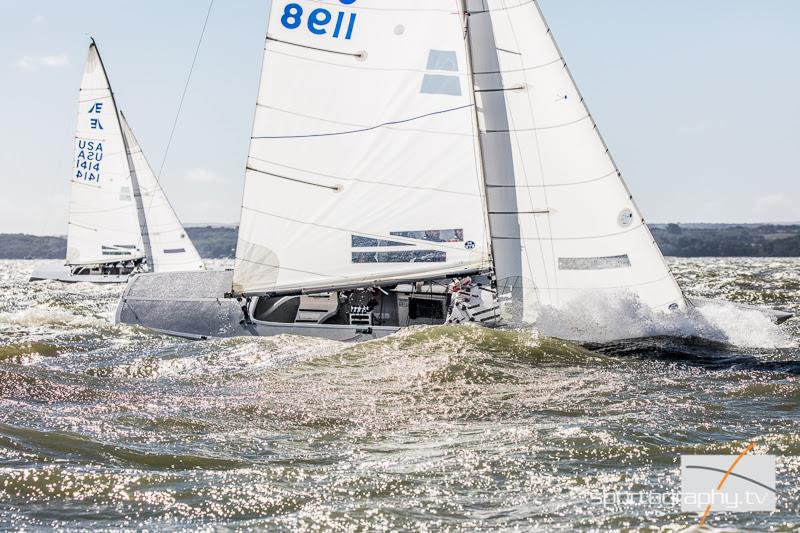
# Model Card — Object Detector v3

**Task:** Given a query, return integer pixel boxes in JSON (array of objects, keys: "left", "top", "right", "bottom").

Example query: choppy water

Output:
[{"left": 0, "top": 258, "right": 798, "bottom": 532}]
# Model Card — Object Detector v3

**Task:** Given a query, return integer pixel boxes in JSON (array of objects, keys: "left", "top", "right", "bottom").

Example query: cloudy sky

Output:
[{"left": 1, "top": 0, "right": 798, "bottom": 235}]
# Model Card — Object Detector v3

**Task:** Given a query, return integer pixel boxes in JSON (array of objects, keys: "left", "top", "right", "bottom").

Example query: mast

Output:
[
  {"left": 91, "top": 40, "right": 152, "bottom": 267},
  {"left": 460, "top": 0, "right": 496, "bottom": 275}
]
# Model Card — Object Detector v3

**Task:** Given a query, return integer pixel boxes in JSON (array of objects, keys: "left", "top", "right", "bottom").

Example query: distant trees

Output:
[
  {"left": 650, "top": 224, "right": 800, "bottom": 257},
  {"left": 666, "top": 223, "right": 683, "bottom": 235},
  {"left": 2, "top": 225, "right": 800, "bottom": 259},
  {"left": 0, "top": 234, "right": 66, "bottom": 259},
  {"left": 185, "top": 227, "right": 238, "bottom": 258}
]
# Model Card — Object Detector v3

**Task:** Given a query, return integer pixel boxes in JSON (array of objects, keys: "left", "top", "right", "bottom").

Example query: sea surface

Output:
[{"left": 0, "top": 258, "right": 798, "bottom": 532}]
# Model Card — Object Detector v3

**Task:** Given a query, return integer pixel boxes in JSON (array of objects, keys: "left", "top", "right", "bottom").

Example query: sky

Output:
[{"left": 1, "top": 0, "right": 798, "bottom": 236}]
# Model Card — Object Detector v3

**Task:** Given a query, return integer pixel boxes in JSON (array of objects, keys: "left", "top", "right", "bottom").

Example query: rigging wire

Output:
[{"left": 157, "top": 0, "right": 214, "bottom": 180}]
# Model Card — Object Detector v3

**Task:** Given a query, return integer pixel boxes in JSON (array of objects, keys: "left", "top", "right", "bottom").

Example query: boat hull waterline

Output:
[
  {"left": 30, "top": 264, "right": 132, "bottom": 284},
  {"left": 114, "top": 270, "right": 792, "bottom": 342}
]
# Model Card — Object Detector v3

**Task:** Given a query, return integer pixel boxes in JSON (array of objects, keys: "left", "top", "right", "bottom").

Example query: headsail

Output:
[
  {"left": 465, "top": 0, "right": 686, "bottom": 319},
  {"left": 66, "top": 43, "right": 143, "bottom": 266},
  {"left": 120, "top": 113, "right": 205, "bottom": 273},
  {"left": 233, "top": 0, "right": 491, "bottom": 296}
]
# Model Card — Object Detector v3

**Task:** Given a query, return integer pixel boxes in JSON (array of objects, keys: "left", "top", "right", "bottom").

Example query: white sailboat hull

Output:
[
  {"left": 114, "top": 270, "right": 401, "bottom": 341},
  {"left": 30, "top": 263, "right": 131, "bottom": 284},
  {"left": 114, "top": 270, "right": 793, "bottom": 342}
]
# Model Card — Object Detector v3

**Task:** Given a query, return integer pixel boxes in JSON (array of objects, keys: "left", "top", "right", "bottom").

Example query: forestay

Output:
[
  {"left": 233, "top": 0, "right": 491, "bottom": 296},
  {"left": 465, "top": 0, "right": 686, "bottom": 319},
  {"left": 120, "top": 113, "right": 205, "bottom": 273},
  {"left": 67, "top": 44, "right": 143, "bottom": 266}
]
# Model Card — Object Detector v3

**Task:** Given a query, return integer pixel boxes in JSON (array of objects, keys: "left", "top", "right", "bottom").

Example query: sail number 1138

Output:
[{"left": 280, "top": 0, "right": 357, "bottom": 40}]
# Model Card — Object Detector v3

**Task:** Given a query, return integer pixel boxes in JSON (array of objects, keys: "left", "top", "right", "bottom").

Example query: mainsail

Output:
[
  {"left": 233, "top": 0, "right": 491, "bottom": 296},
  {"left": 66, "top": 43, "right": 143, "bottom": 266},
  {"left": 120, "top": 113, "right": 205, "bottom": 273},
  {"left": 465, "top": 0, "right": 686, "bottom": 319}
]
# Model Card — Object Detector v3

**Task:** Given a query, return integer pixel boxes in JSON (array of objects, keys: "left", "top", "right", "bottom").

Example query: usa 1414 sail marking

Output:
[
  {"left": 280, "top": 0, "right": 357, "bottom": 40},
  {"left": 75, "top": 140, "right": 103, "bottom": 183},
  {"left": 75, "top": 101, "right": 105, "bottom": 184}
]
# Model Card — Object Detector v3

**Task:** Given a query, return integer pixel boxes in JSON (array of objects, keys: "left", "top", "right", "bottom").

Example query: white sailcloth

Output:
[
  {"left": 66, "top": 44, "right": 143, "bottom": 266},
  {"left": 120, "top": 113, "right": 205, "bottom": 273},
  {"left": 234, "top": 0, "right": 491, "bottom": 295},
  {"left": 466, "top": 0, "right": 686, "bottom": 319}
]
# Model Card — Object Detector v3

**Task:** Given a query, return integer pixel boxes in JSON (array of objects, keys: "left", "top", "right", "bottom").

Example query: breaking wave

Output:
[
  {"left": 528, "top": 291, "right": 795, "bottom": 349},
  {"left": 0, "top": 306, "right": 109, "bottom": 328}
]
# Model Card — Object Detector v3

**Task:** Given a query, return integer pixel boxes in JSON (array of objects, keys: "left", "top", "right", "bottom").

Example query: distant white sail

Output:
[
  {"left": 120, "top": 113, "right": 205, "bottom": 273},
  {"left": 66, "top": 44, "right": 143, "bottom": 266},
  {"left": 466, "top": 0, "right": 686, "bottom": 319},
  {"left": 233, "top": 0, "right": 491, "bottom": 295}
]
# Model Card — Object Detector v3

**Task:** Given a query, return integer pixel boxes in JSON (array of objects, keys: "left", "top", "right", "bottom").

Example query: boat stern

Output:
[{"left": 115, "top": 270, "right": 249, "bottom": 339}]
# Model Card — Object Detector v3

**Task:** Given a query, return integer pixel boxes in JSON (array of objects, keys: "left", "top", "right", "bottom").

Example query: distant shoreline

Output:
[{"left": 1, "top": 224, "right": 799, "bottom": 259}]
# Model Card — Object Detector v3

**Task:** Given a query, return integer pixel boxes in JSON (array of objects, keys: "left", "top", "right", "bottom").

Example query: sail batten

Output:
[{"left": 233, "top": 0, "right": 491, "bottom": 296}]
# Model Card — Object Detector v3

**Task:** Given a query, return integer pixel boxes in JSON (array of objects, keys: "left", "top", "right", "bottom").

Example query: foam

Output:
[
  {"left": 526, "top": 292, "right": 795, "bottom": 349},
  {"left": 0, "top": 307, "right": 107, "bottom": 329}
]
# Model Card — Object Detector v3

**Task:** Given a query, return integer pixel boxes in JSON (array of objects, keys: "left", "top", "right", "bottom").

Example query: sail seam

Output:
[
  {"left": 252, "top": 104, "right": 474, "bottom": 139},
  {"left": 483, "top": 114, "right": 590, "bottom": 133},
  {"left": 77, "top": 96, "right": 113, "bottom": 104},
  {"left": 267, "top": 48, "right": 473, "bottom": 75},
  {"left": 472, "top": 57, "right": 561, "bottom": 75},
  {"left": 69, "top": 206, "right": 136, "bottom": 215},
  {"left": 267, "top": 46, "right": 555, "bottom": 77},
  {"left": 492, "top": 223, "right": 646, "bottom": 241},
  {"left": 466, "top": 0, "right": 535, "bottom": 15},
  {"left": 486, "top": 170, "right": 618, "bottom": 188}
]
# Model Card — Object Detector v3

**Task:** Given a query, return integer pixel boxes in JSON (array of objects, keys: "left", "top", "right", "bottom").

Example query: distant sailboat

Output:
[
  {"left": 116, "top": 0, "right": 790, "bottom": 339},
  {"left": 31, "top": 41, "right": 205, "bottom": 283}
]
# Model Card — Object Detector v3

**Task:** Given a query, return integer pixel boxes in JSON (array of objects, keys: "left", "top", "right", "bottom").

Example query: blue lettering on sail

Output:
[
  {"left": 74, "top": 138, "right": 103, "bottom": 184},
  {"left": 90, "top": 118, "right": 103, "bottom": 130},
  {"left": 280, "top": 0, "right": 357, "bottom": 40},
  {"left": 89, "top": 102, "right": 103, "bottom": 113}
]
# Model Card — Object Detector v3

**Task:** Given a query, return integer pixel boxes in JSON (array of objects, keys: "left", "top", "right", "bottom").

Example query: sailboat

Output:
[
  {"left": 115, "top": 0, "right": 791, "bottom": 340},
  {"left": 30, "top": 41, "right": 205, "bottom": 283}
]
